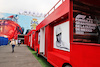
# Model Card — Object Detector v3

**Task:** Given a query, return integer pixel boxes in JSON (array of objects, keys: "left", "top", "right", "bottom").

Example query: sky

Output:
[{"left": 0, "top": 0, "right": 59, "bottom": 15}]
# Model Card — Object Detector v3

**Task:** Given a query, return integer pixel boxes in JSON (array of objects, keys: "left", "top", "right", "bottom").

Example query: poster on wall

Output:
[
  {"left": 31, "top": 18, "right": 38, "bottom": 30},
  {"left": 54, "top": 21, "right": 70, "bottom": 51}
]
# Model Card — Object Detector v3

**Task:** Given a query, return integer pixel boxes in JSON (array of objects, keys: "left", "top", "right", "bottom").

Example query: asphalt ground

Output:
[{"left": 0, "top": 44, "right": 42, "bottom": 67}]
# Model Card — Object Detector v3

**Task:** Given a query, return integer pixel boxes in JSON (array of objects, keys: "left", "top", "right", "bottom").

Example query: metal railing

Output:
[{"left": 44, "top": 0, "right": 65, "bottom": 18}]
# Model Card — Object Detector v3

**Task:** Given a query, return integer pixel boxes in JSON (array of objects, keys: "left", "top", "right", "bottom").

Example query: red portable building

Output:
[
  {"left": 24, "top": 35, "right": 29, "bottom": 45},
  {"left": 24, "top": 30, "right": 35, "bottom": 49},
  {"left": 34, "top": 0, "right": 100, "bottom": 67},
  {"left": 33, "top": 31, "right": 40, "bottom": 52}
]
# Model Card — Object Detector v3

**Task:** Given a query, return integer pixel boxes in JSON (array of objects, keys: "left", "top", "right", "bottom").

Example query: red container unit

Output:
[
  {"left": 24, "top": 35, "right": 29, "bottom": 45},
  {"left": 34, "top": 0, "right": 100, "bottom": 67},
  {"left": 33, "top": 31, "right": 40, "bottom": 52},
  {"left": 24, "top": 30, "right": 36, "bottom": 49}
]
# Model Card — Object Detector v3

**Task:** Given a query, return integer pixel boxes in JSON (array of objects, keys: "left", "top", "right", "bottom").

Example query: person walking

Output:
[{"left": 10, "top": 39, "right": 16, "bottom": 53}]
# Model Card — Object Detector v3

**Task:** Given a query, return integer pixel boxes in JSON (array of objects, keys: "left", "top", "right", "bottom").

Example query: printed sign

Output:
[
  {"left": 31, "top": 18, "right": 38, "bottom": 30},
  {"left": 75, "top": 14, "right": 96, "bottom": 34},
  {"left": 73, "top": 14, "right": 99, "bottom": 43}
]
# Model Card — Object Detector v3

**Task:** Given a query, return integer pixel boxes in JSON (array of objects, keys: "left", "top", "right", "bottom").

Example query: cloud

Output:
[{"left": 0, "top": 0, "right": 59, "bottom": 14}]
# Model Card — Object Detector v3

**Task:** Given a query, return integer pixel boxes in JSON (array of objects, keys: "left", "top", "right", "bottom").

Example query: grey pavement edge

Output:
[{"left": 0, "top": 44, "right": 42, "bottom": 67}]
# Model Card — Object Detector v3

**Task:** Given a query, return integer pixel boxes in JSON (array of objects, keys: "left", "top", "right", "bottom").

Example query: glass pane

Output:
[{"left": 73, "top": 1, "right": 100, "bottom": 43}]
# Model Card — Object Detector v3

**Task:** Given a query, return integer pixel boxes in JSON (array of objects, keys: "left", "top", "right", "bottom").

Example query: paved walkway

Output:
[{"left": 0, "top": 44, "right": 42, "bottom": 67}]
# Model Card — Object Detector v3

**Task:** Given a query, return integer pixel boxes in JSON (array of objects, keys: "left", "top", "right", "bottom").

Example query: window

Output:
[
  {"left": 38, "top": 32, "right": 40, "bottom": 44},
  {"left": 73, "top": 1, "right": 100, "bottom": 43}
]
